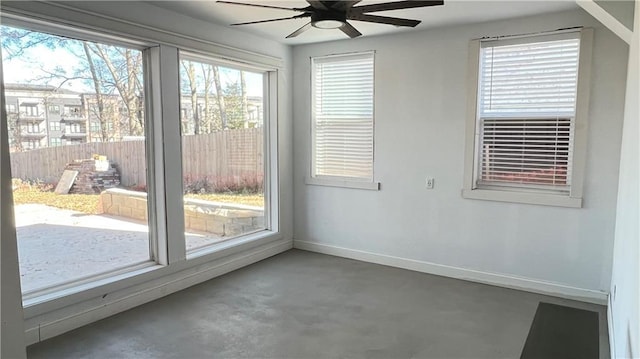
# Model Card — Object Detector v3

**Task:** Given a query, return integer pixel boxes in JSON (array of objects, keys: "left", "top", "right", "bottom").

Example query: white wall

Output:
[
  {"left": 594, "top": 0, "right": 635, "bottom": 31},
  {"left": 292, "top": 9, "right": 628, "bottom": 300},
  {"left": 609, "top": 1, "right": 639, "bottom": 356}
]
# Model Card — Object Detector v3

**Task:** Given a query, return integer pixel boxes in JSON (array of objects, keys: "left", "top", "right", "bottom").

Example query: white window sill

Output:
[
  {"left": 462, "top": 188, "right": 582, "bottom": 208},
  {"left": 22, "top": 262, "right": 161, "bottom": 310},
  {"left": 305, "top": 177, "right": 380, "bottom": 191}
]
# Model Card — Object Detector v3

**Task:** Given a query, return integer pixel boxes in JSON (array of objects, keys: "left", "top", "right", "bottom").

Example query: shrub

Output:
[
  {"left": 12, "top": 178, "right": 54, "bottom": 192},
  {"left": 183, "top": 173, "right": 263, "bottom": 195}
]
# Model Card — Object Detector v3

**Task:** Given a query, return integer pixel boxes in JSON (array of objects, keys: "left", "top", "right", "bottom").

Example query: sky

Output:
[
  {"left": 2, "top": 25, "right": 264, "bottom": 97},
  {"left": 3, "top": 45, "right": 88, "bottom": 91}
]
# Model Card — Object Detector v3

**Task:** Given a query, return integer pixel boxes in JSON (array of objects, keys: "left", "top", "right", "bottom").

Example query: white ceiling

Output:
[{"left": 148, "top": 0, "right": 578, "bottom": 45}]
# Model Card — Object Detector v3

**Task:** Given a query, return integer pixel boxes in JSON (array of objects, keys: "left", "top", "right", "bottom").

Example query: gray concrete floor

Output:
[{"left": 28, "top": 249, "right": 609, "bottom": 359}]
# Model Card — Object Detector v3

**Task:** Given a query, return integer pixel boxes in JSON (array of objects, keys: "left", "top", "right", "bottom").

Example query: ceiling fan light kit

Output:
[
  {"left": 218, "top": 0, "right": 445, "bottom": 39},
  {"left": 311, "top": 11, "right": 347, "bottom": 29},
  {"left": 312, "top": 19, "right": 345, "bottom": 29}
]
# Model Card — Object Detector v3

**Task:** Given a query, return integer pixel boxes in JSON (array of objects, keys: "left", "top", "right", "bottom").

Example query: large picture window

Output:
[
  {"left": 1, "top": 24, "right": 153, "bottom": 294},
  {"left": 178, "top": 54, "right": 268, "bottom": 252},
  {"left": 463, "top": 29, "right": 593, "bottom": 207},
  {"left": 310, "top": 52, "right": 376, "bottom": 187},
  {"left": 1, "top": 8, "right": 279, "bottom": 339}
]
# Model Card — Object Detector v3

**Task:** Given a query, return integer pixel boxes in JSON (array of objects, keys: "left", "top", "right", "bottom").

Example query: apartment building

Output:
[
  {"left": 5, "top": 83, "right": 263, "bottom": 152},
  {"left": 4, "top": 84, "right": 86, "bottom": 151}
]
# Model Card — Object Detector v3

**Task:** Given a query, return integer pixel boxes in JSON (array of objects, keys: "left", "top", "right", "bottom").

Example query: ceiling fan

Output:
[{"left": 217, "top": 1, "right": 444, "bottom": 39}]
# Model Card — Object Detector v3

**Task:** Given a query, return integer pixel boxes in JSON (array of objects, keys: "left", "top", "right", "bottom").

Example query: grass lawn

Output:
[
  {"left": 12, "top": 181, "right": 264, "bottom": 214},
  {"left": 12, "top": 186, "right": 100, "bottom": 214}
]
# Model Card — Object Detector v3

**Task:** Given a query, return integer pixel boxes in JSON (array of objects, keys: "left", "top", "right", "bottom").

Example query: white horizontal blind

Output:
[
  {"left": 477, "top": 35, "right": 580, "bottom": 192},
  {"left": 312, "top": 52, "right": 374, "bottom": 181},
  {"left": 479, "top": 118, "right": 572, "bottom": 189}
]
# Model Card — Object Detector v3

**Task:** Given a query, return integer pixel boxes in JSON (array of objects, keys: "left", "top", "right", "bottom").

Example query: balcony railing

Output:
[
  {"left": 18, "top": 113, "right": 46, "bottom": 122},
  {"left": 61, "top": 115, "right": 87, "bottom": 122},
  {"left": 21, "top": 129, "right": 47, "bottom": 138},
  {"left": 62, "top": 131, "right": 87, "bottom": 138}
]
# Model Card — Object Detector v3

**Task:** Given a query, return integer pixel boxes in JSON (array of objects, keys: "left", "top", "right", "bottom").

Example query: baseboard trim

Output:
[
  {"left": 294, "top": 240, "right": 608, "bottom": 305},
  {"left": 26, "top": 239, "right": 292, "bottom": 345}
]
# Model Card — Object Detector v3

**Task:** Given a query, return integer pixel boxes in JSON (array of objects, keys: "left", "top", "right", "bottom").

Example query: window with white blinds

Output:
[
  {"left": 311, "top": 52, "right": 374, "bottom": 181},
  {"left": 475, "top": 34, "right": 581, "bottom": 194}
]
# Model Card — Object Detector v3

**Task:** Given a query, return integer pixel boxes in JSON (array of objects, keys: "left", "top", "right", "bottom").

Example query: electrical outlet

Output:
[{"left": 426, "top": 177, "right": 434, "bottom": 189}]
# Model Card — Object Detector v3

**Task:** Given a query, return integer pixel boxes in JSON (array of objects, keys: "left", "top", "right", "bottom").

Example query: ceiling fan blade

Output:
[
  {"left": 306, "top": 0, "right": 329, "bottom": 10},
  {"left": 348, "top": 13, "right": 420, "bottom": 27},
  {"left": 217, "top": 1, "right": 309, "bottom": 12},
  {"left": 329, "top": 1, "right": 362, "bottom": 11},
  {"left": 351, "top": 1, "right": 444, "bottom": 14},
  {"left": 339, "top": 22, "right": 362, "bottom": 38},
  {"left": 286, "top": 22, "right": 313, "bottom": 38},
  {"left": 231, "top": 14, "right": 309, "bottom": 26}
]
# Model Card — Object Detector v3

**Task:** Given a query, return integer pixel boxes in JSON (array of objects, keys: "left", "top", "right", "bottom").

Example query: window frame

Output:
[
  {"left": 177, "top": 50, "right": 276, "bottom": 255},
  {"left": 22, "top": 139, "right": 40, "bottom": 149},
  {"left": 26, "top": 122, "right": 40, "bottom": 133},
  {"left": 1, "top": 6, "right": 283, "bottom": 343},
  {"left": 462, "top": 28, "right": 593, "bottom": 208},
  {"left": 4, "top": 20, "right": 161, "bottom": 299},
  {"left": 306, "top": 51, "right": 380, "bottom": 191},
  {"left": 21, "top": 103, "right": 39, "bottom": 116},
  {"left": 89, "top": 121, "right": 100, "bottom": 132},
  {"left": 48, "top": 105, "right": 60, "bottom": 114}
]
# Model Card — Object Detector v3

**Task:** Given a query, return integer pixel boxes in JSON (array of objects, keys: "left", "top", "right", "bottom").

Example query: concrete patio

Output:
[{"left": 14, "top": 204, "right": 221, "bottom": 293}]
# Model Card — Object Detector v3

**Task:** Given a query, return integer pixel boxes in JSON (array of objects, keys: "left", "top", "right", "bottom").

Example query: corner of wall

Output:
[
  {"left": 607, "top": 0, "right": 640, "bottom": 357},
  {"left": 0, "top": 51, "right": 27, "bottom": 359}
]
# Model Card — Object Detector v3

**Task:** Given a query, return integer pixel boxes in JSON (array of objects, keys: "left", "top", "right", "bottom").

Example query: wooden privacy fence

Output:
[{"left": 10, "top": 128, "right": 264, "bottom": 188}]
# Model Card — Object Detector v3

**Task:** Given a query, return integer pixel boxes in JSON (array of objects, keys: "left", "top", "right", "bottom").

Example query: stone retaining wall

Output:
[{"left": 99, "top": 188, "right": 264, "bottom": 237}]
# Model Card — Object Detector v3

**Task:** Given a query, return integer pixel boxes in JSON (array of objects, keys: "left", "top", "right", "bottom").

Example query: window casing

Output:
[
  {"left": 67, "top": 123, "right": 82, "bottom": 133},
  {"left": 63, "top": 105, "right": 82, "bottom": 119},
  {"left": 21, "top": 104, "right": 39, "bottom": 116},
  {"left": 22, "top": 140, "right": 40, "bottom": 149},
  {"left": 26, "top": 123, "right": 40, "bottom": 133},
  {"left": 463, "top": 29, "right": 593, "bottom": 207},
  {"left": 177, "top": 52, "right": 271, "bottom": 252},
  {"left": 1, "top": 6, "right": 281, "bottom": 341},
  {"left": 3, "top": 23, "right": 155, "bottom": 295},
  {"left": 309, "top": 52, "right": 378, "bottom": 190}
]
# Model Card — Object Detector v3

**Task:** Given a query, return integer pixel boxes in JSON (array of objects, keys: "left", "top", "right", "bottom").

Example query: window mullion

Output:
[
  {"left": 264, "top": 71, "right": 277, "bottom": 232},
  {"left": 146, "top": 45, "right": 186, "bottom": 265}
]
